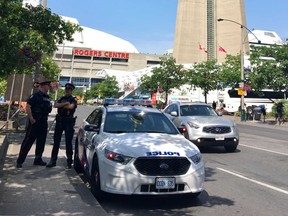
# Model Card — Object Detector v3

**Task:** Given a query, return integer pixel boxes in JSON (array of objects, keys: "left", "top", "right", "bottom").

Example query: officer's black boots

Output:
[
  {"left": 46, "top": 161, "right": 56, "bottom": 168},
  {"left": 16, "top": 163, "right": 22, "bottom": 168},
  {"left": 33, "top": 160, "right": 47, "bottom": 166}
]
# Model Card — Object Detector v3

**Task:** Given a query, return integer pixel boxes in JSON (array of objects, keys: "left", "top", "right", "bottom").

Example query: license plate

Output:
[
  {"left": 155, "top": 177, "right": 175, "bottom": 189},
  {"left": 215, "top": 135, "right": 225, "bottom": 140}
]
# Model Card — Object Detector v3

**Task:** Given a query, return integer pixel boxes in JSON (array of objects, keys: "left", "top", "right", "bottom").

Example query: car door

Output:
[
  {"left": 168, "top": 104, "right": 182, "bottom": 127},
  {"left": 84, "top": 108, "right": 103, "bottom": 151}
]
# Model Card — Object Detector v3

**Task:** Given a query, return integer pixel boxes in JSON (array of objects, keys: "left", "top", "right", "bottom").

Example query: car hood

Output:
[
  {"left": 181, "top": 116, "right": 235, "bottom": 126},
  {"left": 102, "top": 133, "right": 200, "bottom": 158}
]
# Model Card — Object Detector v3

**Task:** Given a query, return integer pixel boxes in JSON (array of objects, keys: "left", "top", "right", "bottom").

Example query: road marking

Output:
[
  {"left": 217, "top": 167, "right": 288, "bottom": 195},
  {"left": 240, "top": 144, "right": 288, "bottom": 156}
]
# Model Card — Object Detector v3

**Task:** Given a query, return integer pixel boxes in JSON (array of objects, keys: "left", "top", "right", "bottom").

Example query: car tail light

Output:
[{"left": 179, "top": 126, "right": 187, "bottom": 134}]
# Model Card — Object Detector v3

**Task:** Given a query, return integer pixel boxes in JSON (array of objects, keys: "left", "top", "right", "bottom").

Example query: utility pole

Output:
[{"left": 217, "top": 18, "right": 261, "bottom": 122}]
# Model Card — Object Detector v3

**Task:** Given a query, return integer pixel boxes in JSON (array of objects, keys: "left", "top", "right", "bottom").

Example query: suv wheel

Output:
[{"left": 224, "top": 144, "right": 238, "bottom": 152}]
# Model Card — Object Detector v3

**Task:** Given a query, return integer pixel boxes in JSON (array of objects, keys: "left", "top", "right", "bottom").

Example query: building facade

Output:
[
  {"left": 51, "top": 16, "right": 167, "bottom": 89},
  {"left": 53, "top": 46, "right": 165, "bottom": 89},
  {"left": 173, "top": 0, "right": 249, "bottom": 64}
]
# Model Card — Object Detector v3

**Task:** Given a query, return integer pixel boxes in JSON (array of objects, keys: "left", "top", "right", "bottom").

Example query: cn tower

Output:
[{"left": 173, "top": 0, "right": 249, "bottom": 64}]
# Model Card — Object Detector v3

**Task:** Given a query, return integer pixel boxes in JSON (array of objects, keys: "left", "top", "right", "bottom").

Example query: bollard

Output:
[{"left": 241, "top": 109, "right": 246, "bottom": 122}]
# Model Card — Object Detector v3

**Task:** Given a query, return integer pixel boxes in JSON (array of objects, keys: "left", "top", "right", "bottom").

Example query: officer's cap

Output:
[
  {"left": 65, "top": 83, "right": 75, "bottom": 90},
  {"left": 38, "top": 76, "right": 51, "bottom": 86}
]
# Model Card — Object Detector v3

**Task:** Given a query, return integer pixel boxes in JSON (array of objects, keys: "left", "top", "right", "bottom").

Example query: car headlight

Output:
[
  {"left": 187, "top": 121, "right": 200, "bottom": 129},
  {"left": 104, "top": 149, "right": 133, "bottom": 165},
  {"left": 189, "top": 152, "right": 202, "bottom": 164}
]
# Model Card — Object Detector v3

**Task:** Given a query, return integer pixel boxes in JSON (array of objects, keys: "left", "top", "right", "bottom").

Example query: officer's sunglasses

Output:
[{"left": 65, "top": 87, "right": 73, "bottom": 90}]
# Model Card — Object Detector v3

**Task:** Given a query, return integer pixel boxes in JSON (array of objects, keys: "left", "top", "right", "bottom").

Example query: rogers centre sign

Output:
[{"left": 74, "top": 49, "right": 129, "bottom": 59}]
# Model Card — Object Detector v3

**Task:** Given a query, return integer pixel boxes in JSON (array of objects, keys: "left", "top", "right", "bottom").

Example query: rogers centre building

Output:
[{"left": 53, "top": 16, "right": 167, "bottom": 91}]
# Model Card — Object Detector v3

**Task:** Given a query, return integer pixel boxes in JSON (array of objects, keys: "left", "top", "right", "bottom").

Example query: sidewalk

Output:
[
  {"left": 0, "top": 114, "right": 108, "bottom": 215},
  {"left": 223, "top": 114, "right": 288, "bottom": 130}
]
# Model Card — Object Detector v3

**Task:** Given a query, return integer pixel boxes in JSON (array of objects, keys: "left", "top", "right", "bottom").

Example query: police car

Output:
[{"left": 74, "top": 100, "right": 205, "bottom": 200}]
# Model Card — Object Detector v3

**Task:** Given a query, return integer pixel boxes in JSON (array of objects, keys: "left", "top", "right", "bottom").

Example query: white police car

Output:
[{"left": 74, "top": 102, "right": 205, "bottom": 200}]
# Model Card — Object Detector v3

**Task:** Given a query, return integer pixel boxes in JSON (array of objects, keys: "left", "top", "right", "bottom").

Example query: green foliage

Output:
[
  {"left": 85, "top": 76, "right": 119, "bottom": 99},
  {"left": 220, "top": 54, "right": 241, "bottom": 88},
  {"left": 185, "top": 59, "right": 222, "bottom": 103},
  {"left": 41, "top": 57, "right": 61, "bottom": 82},
  {"left": 0, "top": 1, "right": 81, "bottom": 76},
  {"left": 140, "top": 57, "right": 185, "bottom": 105},
  {"left": 98, "top": 76, "right": 119, "bottom": 98},
  {"left": 249, "top": 44, "right": 288, "bottom": 91},
  {"left": 0, "top": 77, "right": 7, "bottom": 97}
]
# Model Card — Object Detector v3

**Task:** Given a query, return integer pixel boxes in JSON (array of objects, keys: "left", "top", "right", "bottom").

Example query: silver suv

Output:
[{"left": 163, "top": 102, "right": 239, "bottom": 152}]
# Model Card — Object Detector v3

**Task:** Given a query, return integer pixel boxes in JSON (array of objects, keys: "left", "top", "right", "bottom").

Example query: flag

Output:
[
  {"left": 199, "top": 44, "right": 208, "bottom": 53},
  {"left": 218, "top": 46, "right": 227, "bottom": 53},
  {"left": 199, "top": 44, "right": 203, "bottom": 50}
]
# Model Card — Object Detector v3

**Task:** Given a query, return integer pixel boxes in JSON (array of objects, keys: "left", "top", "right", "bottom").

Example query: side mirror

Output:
[{"left": 170, "top": 111, "right": 178, "bottom": 116}]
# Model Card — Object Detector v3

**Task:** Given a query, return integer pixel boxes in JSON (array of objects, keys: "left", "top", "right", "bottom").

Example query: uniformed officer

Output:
[
  {"left": 16, "top": 77, "right": 52, "bottom": 168},
  {"left": 46, "top": 83, "right": 77, "bottom": 169}
]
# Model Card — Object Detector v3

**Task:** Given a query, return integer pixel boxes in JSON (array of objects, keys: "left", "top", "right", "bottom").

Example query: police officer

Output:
[
  {"left": 16, "top": 77, "right": 52, "bottom": 168},
  {"left": 46, "top": 83, "right": 77, "bottom": 169}
]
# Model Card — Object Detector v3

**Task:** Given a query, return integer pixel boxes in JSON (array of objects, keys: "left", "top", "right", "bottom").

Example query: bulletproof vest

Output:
[
  {"left": 57, "top": 95, "right": 77, "bottom": 117},
  {"left": 29, "top": 91, "right": 52, "bottom": 118}
]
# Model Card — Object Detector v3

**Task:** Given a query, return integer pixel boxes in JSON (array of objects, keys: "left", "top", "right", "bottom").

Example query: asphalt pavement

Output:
[
  {"left": 0, "top": 112, "right": 108, "bottom": 216},
  {"left": 0, "top": 111, "right": 286, "bottom": 216}
]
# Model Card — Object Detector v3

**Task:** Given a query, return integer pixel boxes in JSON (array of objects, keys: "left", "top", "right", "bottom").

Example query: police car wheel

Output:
[
  {"left": 90, "top": 156, "right": 105, "bottom": 201},
  {"left": 73, "top": 139, "right": 83, "bottom": 173}
]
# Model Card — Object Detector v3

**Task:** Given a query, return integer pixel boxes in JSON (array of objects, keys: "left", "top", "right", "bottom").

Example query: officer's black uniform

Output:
[
  {"left": 49, "top": 93, "right": 77, "bottom": 167},
  {"left": 17, "top": 90, "right": 52, "bottom": 166}
]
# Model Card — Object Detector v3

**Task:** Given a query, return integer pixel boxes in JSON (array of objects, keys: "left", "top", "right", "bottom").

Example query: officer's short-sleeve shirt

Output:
[
  {"left": 57, "top": 95, "right": 77, "bottom": 117},
  {"left": 27, "top": 91, "right": 52, "bottom": 117}
]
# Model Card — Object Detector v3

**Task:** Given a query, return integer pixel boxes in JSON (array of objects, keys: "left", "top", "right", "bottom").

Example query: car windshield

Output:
[
  {"left": 104, "top": 111, "right": 179, "bottom": 134},
  {"left": 180, "top": 105, "right": 218, "bottom": 116}
]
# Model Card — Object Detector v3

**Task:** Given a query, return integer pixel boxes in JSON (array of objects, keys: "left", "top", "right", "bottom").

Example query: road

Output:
[{"left": 75, "top": 105, "right": 288, "bottom": 216}]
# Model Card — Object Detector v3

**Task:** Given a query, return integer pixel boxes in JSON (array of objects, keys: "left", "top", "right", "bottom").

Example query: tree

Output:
[
  {"left": 220, "top": 54, "right": 242, "bottom": 88},
  {"left": 86, "top": 76, "right": 119, "bottom": 99},
  {"left": 139, "top": 74, "right": 157, "bottom": 96},
  {"left": 249, "top": 44, "right": 288, "bottom": 93},
  {"left": 0, "top": 1, "right": 81, "bottom": 77},
  {"left": 0, "top": 78, "right": 7, "bottom": 97},
  {"left": 140, "top": 57, "right": 185, "bottom": 105},
  {"left": 41, "top": 57, "right": 61, "bottom": 82},
  {"left": 185, "top": 59, "right": 222, "bottom": 103}
]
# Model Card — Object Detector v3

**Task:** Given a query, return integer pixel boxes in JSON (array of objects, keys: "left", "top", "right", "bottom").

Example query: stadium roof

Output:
[{"left": 60, "top": 16, "right": 139, "bottom": 53}]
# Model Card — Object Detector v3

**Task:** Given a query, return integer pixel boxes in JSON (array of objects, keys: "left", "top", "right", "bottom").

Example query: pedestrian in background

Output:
[
  {"left": 46, "top": 83, "right": 77, "bottom": 169},
  {"left": 276, "top": 101, "right": 283, "bottom": 125},
  {"left": 16, "top": 77, "right": 52, "bottom": 168},
  {"left": 261, "top": 105, "right": 267, "bottom": 123},
  {"left": 212, "top": 101, "right": 216, "bottom": 110}
]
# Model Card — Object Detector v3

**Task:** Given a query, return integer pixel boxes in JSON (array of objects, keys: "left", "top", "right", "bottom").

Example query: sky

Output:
[{"left": 47, "top": 0, "right": 288, "bottom": 55}]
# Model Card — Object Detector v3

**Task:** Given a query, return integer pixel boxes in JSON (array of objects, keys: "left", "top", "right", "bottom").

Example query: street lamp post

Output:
[{"left": 217, "top": 18, "right": 261, "bottom": 122}]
